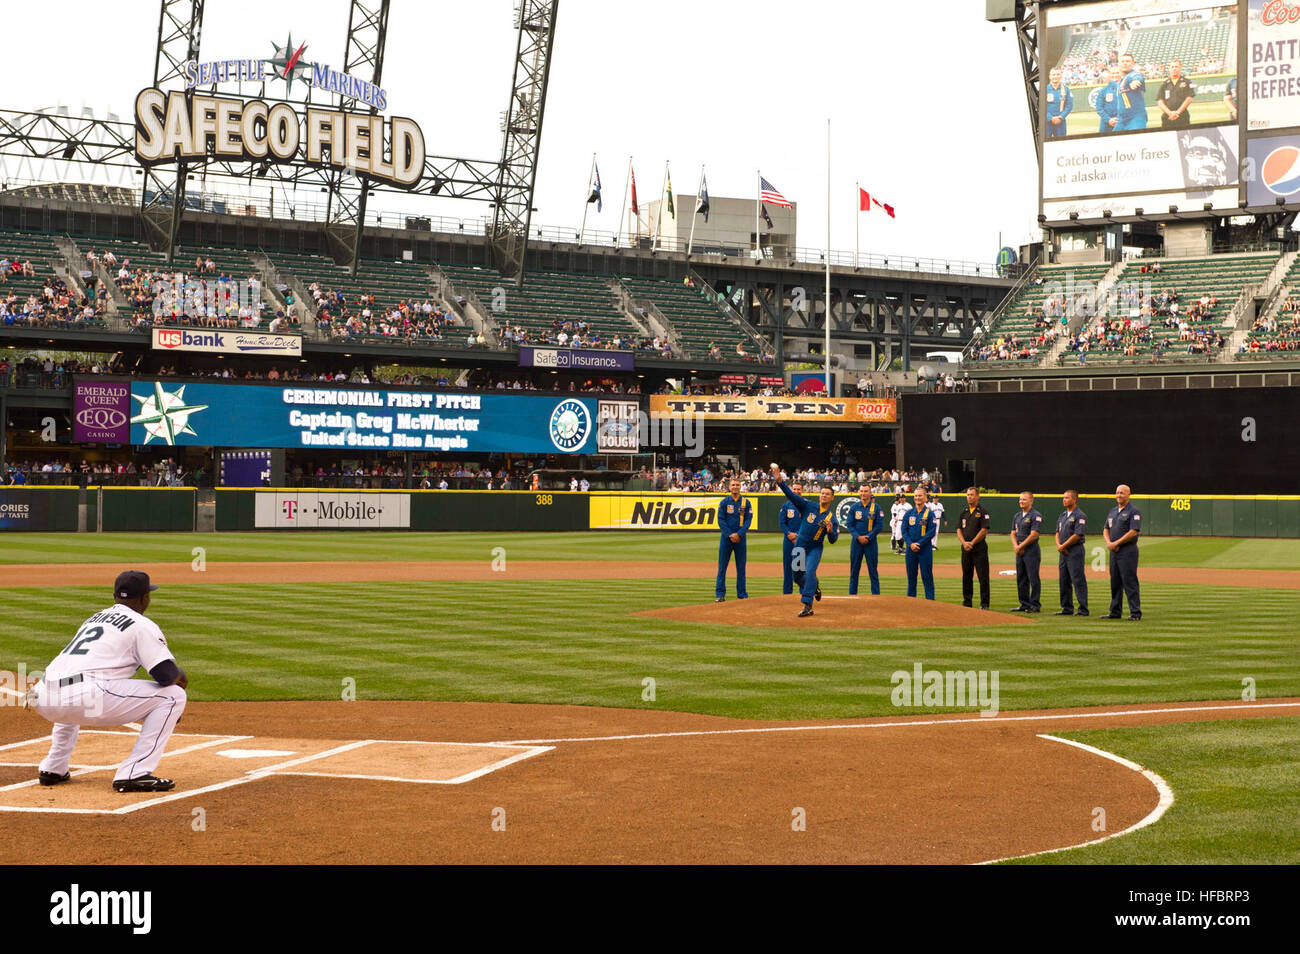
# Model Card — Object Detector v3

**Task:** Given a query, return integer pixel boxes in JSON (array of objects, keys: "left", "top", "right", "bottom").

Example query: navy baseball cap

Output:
[{"left": 114, "top": 570, "right": 158, "bottom": 601}]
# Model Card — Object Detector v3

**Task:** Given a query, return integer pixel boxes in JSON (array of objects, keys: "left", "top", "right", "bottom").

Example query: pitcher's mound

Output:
[{"left": 636, "top": 594, "right": 1034, "bottom": 631}]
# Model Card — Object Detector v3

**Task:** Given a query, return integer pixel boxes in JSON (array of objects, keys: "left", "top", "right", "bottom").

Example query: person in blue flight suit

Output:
[
  {"left": 1224, "top": 76, "right": 1237, "bottom": 122},
  {"left": 1046, "top": 67, "right": 1074, "bottom": 139},
  {"left": 1116, "top": 53, "right": 1148, "bottom": 130},
  {"left": 847, "top": 484, "right": 886, "bottom": 596},
  {"left": 1102, "top": 483, "right": 1142, "bottom": 620},
  {"left": 1096, "top": 65, "right": 1123, "bottom": 133},
  {"left": 901, "top": 487, "right": 938, "bottom": 600},
  {"left": 1010, "top": 491, "right": 1044, "bottom": 612},
  {"left": 1054, "top": 488, "right": 1088, "bottom": 616},
  {"left": 771, "top": 464, "right": 837, "bottom": 618},
  {"left": 778, "top": 481, "right": 805, "bottom": 596},
  {"left": 715, "top": 477, "right": 753, "bottom": 602}
]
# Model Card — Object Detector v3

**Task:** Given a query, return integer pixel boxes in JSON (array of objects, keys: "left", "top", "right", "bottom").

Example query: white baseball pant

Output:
[{"left": 32, "top": 677, "right": 187, "bottom": 783}]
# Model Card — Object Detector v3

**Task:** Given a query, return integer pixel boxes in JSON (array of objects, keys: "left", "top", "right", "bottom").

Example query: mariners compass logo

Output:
[{"left": 131, "top": 382, "right": 209, "bottom": 446}]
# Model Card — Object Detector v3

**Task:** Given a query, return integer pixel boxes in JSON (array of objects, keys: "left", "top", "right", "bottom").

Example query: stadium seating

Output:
[
  {"left": 439, "top": 264, "right": 653, "bottom": 351},
  {"left": 1061, "top": 253, "right": 1277, "bottom": 364},
  {"left": 1239, "top": 256, "right": 1300, "bottom": 356},
  {"left": 619, "top": 277, "right": 767, "bottom": 360},
  {"left": 969, "top": 262, "right": 1112, "bottom": 363},
  {"left": 1124, "top": 19, "right": 1231, "bottom": 75},
  {"left": 0, "top": 230, "right": 105, "bottom": 329}
]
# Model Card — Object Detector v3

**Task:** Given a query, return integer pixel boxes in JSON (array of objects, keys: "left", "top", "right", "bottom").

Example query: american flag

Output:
[{"left": 759, "top": 177, "right": 791, "bottom": 208}]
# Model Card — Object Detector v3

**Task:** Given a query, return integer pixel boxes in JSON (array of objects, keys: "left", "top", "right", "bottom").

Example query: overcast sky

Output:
[{"left": 10, "top": 0, "right": 1041, "bottom": 266}]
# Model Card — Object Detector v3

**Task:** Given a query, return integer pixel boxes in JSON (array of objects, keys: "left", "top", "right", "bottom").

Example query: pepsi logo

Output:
[{"left": 1262, "top": 145, "right": 1300, "bottom": 197}]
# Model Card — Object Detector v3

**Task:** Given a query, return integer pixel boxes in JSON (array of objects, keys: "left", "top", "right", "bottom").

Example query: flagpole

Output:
[
  {"left": 687, "top": 163, "right": 704, "bottom": 257},
  {"left": 655, "top": 160, "right": 668, "bottom": 252},
  {"left": 855, "top": 179, "right": 860, "bottom": 269},
  {"left": 579, "top": 152, "right": 595, "bottom": 245},
  {"left": 755, "top": 169, "right": 761, "bottom": 260},
  {"left": 825, "top": 119, "right": 832, "bottom": 397},
  {"left": 617, "top": 155, "right": 631, "bottom": 249}
]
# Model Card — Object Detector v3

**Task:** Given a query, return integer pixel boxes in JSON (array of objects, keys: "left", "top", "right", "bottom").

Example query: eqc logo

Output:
[
  {"left": 549, "top": 399, "right": 590, "bottom": 452},
  {"left": 1262, "top": 145, "right": 1300, "bottom": 196},
  {"left": 157, "top": 330, "right": 183, "bottom": 348}
]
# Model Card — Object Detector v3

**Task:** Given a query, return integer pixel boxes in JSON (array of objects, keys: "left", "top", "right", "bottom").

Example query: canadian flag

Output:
[{"left": 859, "top": 187, "right": 895, "bottom": 218}]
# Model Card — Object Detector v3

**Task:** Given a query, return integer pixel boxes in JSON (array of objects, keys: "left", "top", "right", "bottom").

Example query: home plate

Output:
[{"left": 217, "top": 749, "right": 297, "bottom": 759}]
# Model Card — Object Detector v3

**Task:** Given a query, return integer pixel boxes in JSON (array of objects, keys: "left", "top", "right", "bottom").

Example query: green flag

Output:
[{"left": 666, "top": 170, "right": 674, "bottom": 218}]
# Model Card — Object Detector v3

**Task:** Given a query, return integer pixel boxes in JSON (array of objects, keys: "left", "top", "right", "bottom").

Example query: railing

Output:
[
  {"left": 962, "top": 254, "right": 1042, "bottom": 362},
  {"left": 686, "top": 266, "right": 771, "bottom": 353}
]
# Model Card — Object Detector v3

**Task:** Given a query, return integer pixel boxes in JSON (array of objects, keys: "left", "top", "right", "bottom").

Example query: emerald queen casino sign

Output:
[{"left": 133, "top": 34, "right": 425, "bottom": 189}]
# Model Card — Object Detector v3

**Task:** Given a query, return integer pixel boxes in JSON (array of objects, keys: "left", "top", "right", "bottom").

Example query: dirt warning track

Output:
[
  {"left": 4, "top": 559, "right": 1299, "bottom": 589},
  {"left": 2, "top": 697, "right": 1297, "bottom": 864}
]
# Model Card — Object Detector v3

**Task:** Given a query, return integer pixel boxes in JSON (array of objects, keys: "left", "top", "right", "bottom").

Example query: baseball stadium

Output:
[{"left": 1, "top": 0, "right": 1299, "bottom": 879}]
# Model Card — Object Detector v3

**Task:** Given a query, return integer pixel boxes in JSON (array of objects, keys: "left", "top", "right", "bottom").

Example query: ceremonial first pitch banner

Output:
[
  {"left": 125, "top": 381, "right": 605, "bottom": 453},
  {"left": 649, "top": 395, "right": 896, "bottom": 423}
]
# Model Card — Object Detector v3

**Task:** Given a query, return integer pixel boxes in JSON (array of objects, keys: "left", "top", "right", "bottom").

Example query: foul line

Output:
[
  {"left": 490, "top": 700, "right": 1300, "bottom": 745},
  {"left": 976, "top": 734, "right": 1176, "bottom": 865}
]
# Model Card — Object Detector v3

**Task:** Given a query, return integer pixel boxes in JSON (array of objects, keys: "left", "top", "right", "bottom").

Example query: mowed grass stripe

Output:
[
  {"left": 1, "top": 579, "right": 1296, "bottom": 718},
  {"left": 5, "top": 531, "right": 1300, "bottom": 570}
]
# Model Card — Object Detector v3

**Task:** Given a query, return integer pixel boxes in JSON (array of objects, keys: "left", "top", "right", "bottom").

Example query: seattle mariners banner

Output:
[{"left": 126, "top": 381, "right": 603, "bottom": 454}]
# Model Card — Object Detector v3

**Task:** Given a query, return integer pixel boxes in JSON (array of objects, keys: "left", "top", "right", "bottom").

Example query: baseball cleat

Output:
[
  {"left": 38, "top": 771, "right": 70, "bottom": 786},
  {"left": 1099, "top": 614, "right": 1122, "bottom": 620},
  {"left": 714, "top": 597, "right": 725, "bottom": 602},
  {"left": 814, "top": 586, "right": 822, "bottom": 601},
  {"left": 797, "top": 605, "right": 814, "bottom": 618},
  {"left": 1053, "top": 610, "right": 1074, "bottom": 616},
  {"left": 1128, "top": 615, "right": 1142, "bottom": 621},
  {"left": 112, "top": 774, "right": 175, "bottom": 793}
]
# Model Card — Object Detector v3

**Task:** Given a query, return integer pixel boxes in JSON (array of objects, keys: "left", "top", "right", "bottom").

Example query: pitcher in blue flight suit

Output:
[
  {"left": 778, "top": 481, "right": 805, "bottom": 595},
  {"left": 715, "top": 478, "right": 753, "bottom": 602},
  {"left": 1096, "top": 66, "right": 1123, "bottom": 133},
  {"left": 847, "top": 484, "right": 886, "bottom": 596},
  {"left": 771, "top": 464, "right": 837, "bottom": 618},
  {"left": 901, "top": 487, "right": 938, "bottom": 600},
  {"left": 1116, "top": 53, "right": 1148, "bottom": 130},
  {"left": 1010, "top": 491, "right": 1044, "bottom": 612},
  {"left": 1054, "top": 488, "right": 1089, "bottom": 616},
  {"left": 1046, "top": 68, "right": 1074, "bottom": 138},
  {"left": 1102, "top": 483, "right": 1142, "bottom": 620}
]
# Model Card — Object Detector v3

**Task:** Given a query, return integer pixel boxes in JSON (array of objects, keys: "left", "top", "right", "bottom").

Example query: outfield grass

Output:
[
  {"left": 1011, "top": 718, "right": 1300, "bottom": 865},
  {"left": 3, "top": 531, "right": 1300, "bottom": 570}
]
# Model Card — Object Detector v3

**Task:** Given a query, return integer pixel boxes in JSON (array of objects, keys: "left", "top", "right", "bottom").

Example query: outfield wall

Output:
[{"left": 1, "top": 488, "right": 1295, "bottom": 536}]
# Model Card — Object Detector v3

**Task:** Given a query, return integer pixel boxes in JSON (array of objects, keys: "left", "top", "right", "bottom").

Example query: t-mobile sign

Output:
[{"left": 74, "top": 380, "right": 130, "bottom": 443}]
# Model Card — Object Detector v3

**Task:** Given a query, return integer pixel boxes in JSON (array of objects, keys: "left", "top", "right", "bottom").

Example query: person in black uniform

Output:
[
  {"left": 1157, "top": 59, "right": 1194, "bottom": 128},
  {"left": 1102, "top": 483, "right": 1142, "bottom": 620},
  {"left": 1054, "top": 489, "right": 1088, "bottom": 616},
  {"left": 956, "top": 486, "right": 991, "bottom": 610},
  {"left": 1009, "top": 491, "right": 1043, "bottom": 613}
]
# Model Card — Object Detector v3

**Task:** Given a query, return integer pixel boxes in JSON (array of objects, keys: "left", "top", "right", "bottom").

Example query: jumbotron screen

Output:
[{"left": 1039, "top": 0, "right": 1300, "bottom": 221}]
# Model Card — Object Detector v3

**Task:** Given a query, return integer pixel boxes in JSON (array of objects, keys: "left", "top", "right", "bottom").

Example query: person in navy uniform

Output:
[
  {"left": 1102, "top": 483, "right": 1142, "bottom": 620},
  {"left": 1009, "top": 491, "right": 1043, "bottom": 612},
  {"left": 957, "top": 486, "right": 991, "bottom": 610},
  {"left": 1096, "top": 66, "right": 1123, "bottom": 133},
  {"left": 1054, "top": 489, "right": 1088, "bottom": 616},
  {"left": 778, "top": 481, "right": 805, "bottom": 596},
  {"left": 846, "top": 484, "right": 885, "bottom": 596},
  {"left": 715, "top": 478, "right": 753, "bottom": 602},
  {"left": 901, "top": 487, "right": 938, "bottom": 600},
  {"left": 771, "top": 464, "right": 838, "bottom": 618},
  {"left": 1224, "top": 76, "right": 1237, "bottom": 122},
  {"left": 1046, "top": 67, "right": 1074, "bottom": 138}
]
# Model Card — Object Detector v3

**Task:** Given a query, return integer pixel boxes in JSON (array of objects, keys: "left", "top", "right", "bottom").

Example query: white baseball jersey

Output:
[
  {"left": 43, "top": 604, "right": 173, "bottom": 682},
  {"left": 891, "top": 502, "right": 906, "bottom": 538},
  {"left": 929, "top": 501, "right": 945, "bottom": 548}
]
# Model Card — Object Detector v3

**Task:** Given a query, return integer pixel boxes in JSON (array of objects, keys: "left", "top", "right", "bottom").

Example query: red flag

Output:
[
  {"left": 630, "top": 168, "right": 639, "bottom": 216},
  {"left": 859, "top": 187, "right": 896, "bottom": 218}
]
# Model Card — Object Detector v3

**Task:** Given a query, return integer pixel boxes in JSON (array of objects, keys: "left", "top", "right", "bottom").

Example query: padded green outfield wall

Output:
[
  {"left": 95, "top": 488, "right": 196, "bottom": 532},
  {"left": 207, "top": 488, "right": 1300, "bottom": 537},
  {"left": 0, "top": 488, "right": 79, "bottom": 532}
]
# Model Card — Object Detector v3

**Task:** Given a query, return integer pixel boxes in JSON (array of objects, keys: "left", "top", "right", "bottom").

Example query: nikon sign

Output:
[{"left": 588, "top": 494, "right": 761, "bottom": 531}]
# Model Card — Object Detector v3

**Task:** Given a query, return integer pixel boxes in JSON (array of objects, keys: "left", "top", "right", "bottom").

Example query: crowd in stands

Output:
[
  {"left": 972, "top": 331, "right": 1055, "bottom": 362},
  {"left": 1065, "top": 287, "right": 1224, "bottom": 359},
  {"left": 0, "top": 355, "right": 116, "bottom": 388},
  {"left": 112, "top": 259, "right": 268, "bottom": 331},
  {"left": 495, "top": 318, "right": 674, "bottom": 357},
  {"left": 0, "top": 278, "right": 102, "bottom": 329},
  {"left": 5, "top": 457, "right": 192, "bottom": 487},
  {"left": 312, "top": 284, "right": 462, "bottom": 343},
  {"left": 0, "top": 255, "right": 37, "bottom": 281},
  {"left": 1241, "top": 298, "right": 1300, "bottom": 354},
  {"left": 643, "top": 464, "right": 945, "bottom": 496}
]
